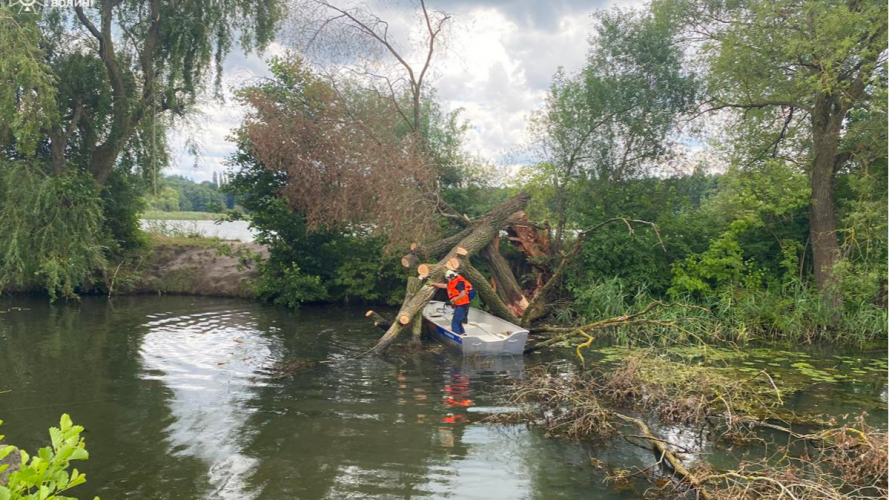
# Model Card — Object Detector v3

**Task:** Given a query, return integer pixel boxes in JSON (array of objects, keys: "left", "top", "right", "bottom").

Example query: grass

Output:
[
  {"left": 141, "top": 210, "right": 223, "bottom": 220},
  {"left": 565, "top": 277, "right": 888, "bottom": 347}
]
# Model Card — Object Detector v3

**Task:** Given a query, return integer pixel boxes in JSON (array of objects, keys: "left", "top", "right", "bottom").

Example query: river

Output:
[
  {"left": 140, "top": 220, "right": 257, "bottom": 242},
  {"left": 0, "top": 296, "right": 885, "bottom": 499}
]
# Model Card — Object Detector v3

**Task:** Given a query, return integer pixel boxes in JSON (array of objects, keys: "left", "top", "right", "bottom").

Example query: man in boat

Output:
[{"left": 432, "top": 270, "right": 474, "bottom": 334}]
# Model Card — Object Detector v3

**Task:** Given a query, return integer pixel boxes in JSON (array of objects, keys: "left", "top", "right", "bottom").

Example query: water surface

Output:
[
  {"left": 140, "top": 219, "right": 257, "bottom": 242},
  {"left": 0, "top": 296, "right": 885, "bottom": 500},
  {"left": 0, "top": 297, "right": 648, "bottom": 499}
]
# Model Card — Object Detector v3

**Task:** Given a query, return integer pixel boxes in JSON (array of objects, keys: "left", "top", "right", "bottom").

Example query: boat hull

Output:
[{"left": 422, "top": 301, "right": 528, "bottom": 356}]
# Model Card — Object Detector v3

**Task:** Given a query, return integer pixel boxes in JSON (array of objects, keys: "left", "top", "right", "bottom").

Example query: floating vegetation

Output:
[{"left": 589, "top": 344, "right": 887, "bottom": 389}]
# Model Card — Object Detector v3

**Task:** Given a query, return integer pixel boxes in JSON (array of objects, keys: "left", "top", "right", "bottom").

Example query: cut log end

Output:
[
  {"left": 399, "top": 315, "right": 411, "bottom": 325},
  {"left": 446, "top": 257, "right": 460, "bottom": 271},
  {"left": 410, "top": 242, "right": 418, "bottom": 251},
  {"left": 455, "top": 246, "right": 468, "bottom": 256},
  {"left": 365, "top": 310, "right": 374, "bottom": 317},
  {"left": 417, "top": 264, "right": 430, "bottom": 279},
  {"left": 402, "top": 254, "right": 420, "bottom": 269}
]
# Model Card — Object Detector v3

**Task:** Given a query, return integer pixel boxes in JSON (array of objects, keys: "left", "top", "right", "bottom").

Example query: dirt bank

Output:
[{"left": 131, "top": 240, "right": 268, "bottom": 298}]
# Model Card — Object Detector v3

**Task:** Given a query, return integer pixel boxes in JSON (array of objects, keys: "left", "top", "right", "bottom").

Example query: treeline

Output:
[
  {"left": 1, "top": 0, "right": 885, "bottom": 345},
  {"left": 146, "top": 174, "right": 238, "bottom": 213},
  {"left": 226, "top": 0, "right": 886, "bottom": 344}
]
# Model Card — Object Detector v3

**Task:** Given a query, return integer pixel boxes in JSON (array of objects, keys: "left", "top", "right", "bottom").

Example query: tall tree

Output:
[
  {"left": 527, "top": 7, "right": 696, "bottom": 249},
  {"left": 1, "top": 0, "right": 282, "bottom": 184},
  {"left": 676, "top": 0, "right": 887, "bottom": 302}
]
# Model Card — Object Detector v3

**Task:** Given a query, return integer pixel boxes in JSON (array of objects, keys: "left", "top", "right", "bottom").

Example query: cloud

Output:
[
  {"left": 171, "top": 0, "right": 644, "bottom": 181},
  {"left": 431, "top": 0, "right": 613, "bottom": 31}
]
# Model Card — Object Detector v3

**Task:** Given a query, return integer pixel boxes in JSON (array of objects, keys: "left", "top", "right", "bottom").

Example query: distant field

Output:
[{"left": 141, "top": 211, "right": 223, "bottom": 220}]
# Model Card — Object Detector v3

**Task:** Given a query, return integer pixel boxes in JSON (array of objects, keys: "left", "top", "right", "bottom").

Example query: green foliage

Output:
[
  {"left": 669, "top": 162, "right": 810, "bottom": 299},
  {"left": 147, "top": 176, "right": 229, "bottom": 213},
  {"left": 101, "top": 170, "right": 149, "bottom": 256},
  {"left": 0, "top": 161, "right": 106, "bottom": 299},
  {"left": 570, "top": 277, "right": 886, "bottom": 346},
  {"left": 834, "top": 101, "right": 889, "bottom": 310},
  {"left": 565, "top": 170, "right": 718, "bottom": 295},
  {"left": 255, "top": 263, "right": 328, "bottom": 309},
  {"left": 0, "top": 414, "right": 98, "bottom": 500},
  {"left": 0, "top": 9, "right": 58, "bottom": 155}
]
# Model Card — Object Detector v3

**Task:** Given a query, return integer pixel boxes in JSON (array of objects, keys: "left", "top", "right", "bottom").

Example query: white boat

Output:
[{"left": 422, "top": 301, "right": 529, "bottom": 356}]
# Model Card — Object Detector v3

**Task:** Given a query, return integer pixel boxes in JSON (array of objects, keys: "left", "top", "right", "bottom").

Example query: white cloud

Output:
[{"left": 170, "top": 0, "right": 643, "bottom": 181}]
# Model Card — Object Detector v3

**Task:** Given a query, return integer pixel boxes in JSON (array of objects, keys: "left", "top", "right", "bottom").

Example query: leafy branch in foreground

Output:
[{"left": 0, "top": 414, "right": 98, "bottom": 500}]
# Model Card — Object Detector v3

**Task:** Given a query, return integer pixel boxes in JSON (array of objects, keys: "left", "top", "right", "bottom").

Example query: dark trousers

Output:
[{"left": 451, "top": 304, "right": 470, "bottom": 334}]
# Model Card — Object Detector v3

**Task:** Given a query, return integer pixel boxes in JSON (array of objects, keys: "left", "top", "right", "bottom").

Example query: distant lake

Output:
[{"left": 141, "top": 219, "right": 258, "bottom": 242}]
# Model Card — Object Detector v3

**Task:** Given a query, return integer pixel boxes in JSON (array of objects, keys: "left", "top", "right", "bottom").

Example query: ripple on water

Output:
[{"left": 139, "top": 308, "right": 280, "bottom": 500}]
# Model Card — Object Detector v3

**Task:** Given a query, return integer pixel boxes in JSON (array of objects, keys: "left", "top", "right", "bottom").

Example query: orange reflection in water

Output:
[{"left": 441, "top": 370, "right": 472, "bottom": 423}]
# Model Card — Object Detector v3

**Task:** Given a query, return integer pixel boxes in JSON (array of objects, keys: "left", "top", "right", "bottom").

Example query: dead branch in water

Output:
[
  {"left": 612, "top": 412, "right": 715, "bottom": 500},
  {"left": 494, "top": 361, "right": 887, "bottom": 500}
]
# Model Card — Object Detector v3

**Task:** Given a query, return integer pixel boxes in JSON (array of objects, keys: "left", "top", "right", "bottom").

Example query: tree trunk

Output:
[
  {"left": 406, "top": 277, "right": 423, "bottom": 345},
  {"left": 401, "top": 226, "right": 473, "bottom": 267},
  {"left": 481, "top": 235, "right": 529, "bottom": 318},
  {"left": 809, "top": 92, "right": 843, "bottom": 307},
  {"left": 461, "top": 262, "right": 521, "bottom": 325},
  {"left": 366, "top": 310, "right": 392, "bottom": 330},
  {"left": 370, "top": 193, "right": 531, "bottom": 354}
]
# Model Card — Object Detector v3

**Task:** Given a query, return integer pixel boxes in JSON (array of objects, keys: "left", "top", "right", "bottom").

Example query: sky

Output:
[{"left": 167, "top": 0, "right": 643, "bottom": 183}]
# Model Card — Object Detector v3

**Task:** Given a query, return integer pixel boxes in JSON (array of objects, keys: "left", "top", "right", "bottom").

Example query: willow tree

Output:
[
  {"left": 675, "top": 0, "right": 888, "bottom": 303},
  {"left": 1, "top": 0, "right": 282, "bottom": 182}
]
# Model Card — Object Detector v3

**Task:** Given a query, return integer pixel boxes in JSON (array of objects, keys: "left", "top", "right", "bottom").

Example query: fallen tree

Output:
[
  {"left": 370, "top": 193, "right": 531, "bottom": 354},
  {"left": 374, "top": 194, "right": 666, "bottom": 353}
]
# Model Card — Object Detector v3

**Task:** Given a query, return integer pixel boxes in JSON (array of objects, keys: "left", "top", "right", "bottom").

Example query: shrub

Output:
[{"left": 0, "top": 414, "right": 98, "bottom": 500}]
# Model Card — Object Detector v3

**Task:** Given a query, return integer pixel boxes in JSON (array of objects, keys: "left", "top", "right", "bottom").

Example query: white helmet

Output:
[{"left": 445, "top": 270, "right": 458, "bottom": 279}]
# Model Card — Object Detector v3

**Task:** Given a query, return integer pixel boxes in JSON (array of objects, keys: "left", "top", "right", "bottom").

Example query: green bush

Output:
[
  {"left": 569, "top": 277, "right": 887, "bottom": 346},
  {"left": 0, "top": 414, "right": 98, "bottom": 500},
  {"left": 256, "top": 263, "right": 328, "bottom": 308}
]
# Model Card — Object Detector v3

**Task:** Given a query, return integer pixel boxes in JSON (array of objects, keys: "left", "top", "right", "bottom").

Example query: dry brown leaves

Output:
[{"left": 238, "top": 61, "right": 441, "bottom": 248}]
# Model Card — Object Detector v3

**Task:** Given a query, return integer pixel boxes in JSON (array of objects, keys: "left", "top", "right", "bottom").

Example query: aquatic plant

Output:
[{"left": 495, "top": 356, "right": 887, "bottom": 500}]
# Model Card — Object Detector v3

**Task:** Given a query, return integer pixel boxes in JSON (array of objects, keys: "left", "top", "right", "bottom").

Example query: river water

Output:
[
  {"left": 0, "top": 296, "right": 885, "bottom": 500},
  {"left": 0, "top": 296, "right": 639, "bottom": 499},
  {"left": 140, "top": 220, "right": 257, "bottom": 242}
]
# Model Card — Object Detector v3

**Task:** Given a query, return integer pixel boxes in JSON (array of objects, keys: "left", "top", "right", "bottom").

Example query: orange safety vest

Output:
[{"left": 446, "top": 275, "right": 473, "bottom": 306}]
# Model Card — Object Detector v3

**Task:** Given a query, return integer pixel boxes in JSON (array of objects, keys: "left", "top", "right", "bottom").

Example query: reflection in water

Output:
[
  {"left": 0, "top": 296, "right": 884, "bottom": 500},
  {"left": 140, "top": 308, "right": 278, "bottom": 499}
]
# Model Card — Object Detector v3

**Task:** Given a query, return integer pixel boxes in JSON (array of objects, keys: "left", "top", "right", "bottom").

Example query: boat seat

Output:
[{"left": 470, "top": 322, "right": 493, "bottom": 330}]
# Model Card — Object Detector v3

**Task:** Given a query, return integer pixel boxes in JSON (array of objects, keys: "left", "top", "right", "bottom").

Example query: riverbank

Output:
[
  {"left": 128, "top": 237, "right": 268, "bottom": 298},
  {"left": 141, "top": 211, "right": 226, "bottom": 220}
]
